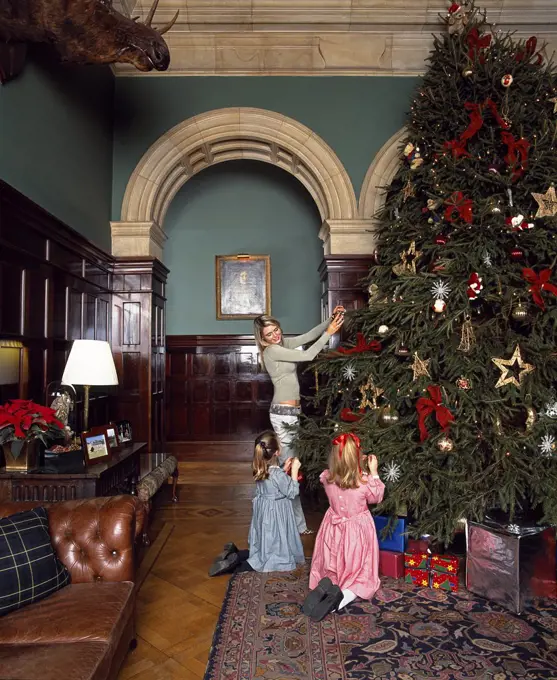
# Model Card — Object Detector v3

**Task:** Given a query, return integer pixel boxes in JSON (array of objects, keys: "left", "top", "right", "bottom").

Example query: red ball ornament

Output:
[
  {"left": 510, "top": 246, "right": 524, "bottom": 261},
  {"left": 434, "top": 234, "right": 448, "bottom": 246}
]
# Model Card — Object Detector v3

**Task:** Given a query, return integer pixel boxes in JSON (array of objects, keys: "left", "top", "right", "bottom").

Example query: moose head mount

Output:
[{"left": 0, "top": 0, "right": 179, "bottom": 83}]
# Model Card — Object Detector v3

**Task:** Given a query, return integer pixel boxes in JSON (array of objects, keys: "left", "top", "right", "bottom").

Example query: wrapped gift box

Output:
[
  {"left": 373, "top": 515, "right": 407, "bottom": 552},
  {"left": 405, "top": 567, "right": 430, "bottom": 587},
  {"left": 407, "top": 537, "right": 431, "bottom": 554},
  {"left": 379, "top": 550, "right": 404, "bottom": 578},
  {"left": 431, "top": 571, "right": 458, "bottom": 592},
  {"left": 404, "top": 552, "right": 429, "bottom": 570},
  {"left": 431, "top": 554, "right": 459, "bottom": 575}
]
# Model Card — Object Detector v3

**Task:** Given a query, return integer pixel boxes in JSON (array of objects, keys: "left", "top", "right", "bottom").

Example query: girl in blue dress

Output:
[{"left": 209, "top": 431, "right": 305, "bottom": 575}]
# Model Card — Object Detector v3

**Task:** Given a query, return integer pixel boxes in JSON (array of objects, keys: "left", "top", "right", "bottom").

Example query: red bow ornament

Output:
[
  {"left": 444, "top": 192, "right": 473, "bottom": 224},
  {"left": 516, "top": 36, "right": 544, "bottom": 65},
  {"left": 337, "top": 333, "right": 382, "bottom": 355},
  {"left": 466, "top": 27, "right": 492, "bottom": 62},
  {"left": 501, "top": 131, "right": 530, "bottom": 182},
  {"left": 522, "top": 268, "right": 557, "bottom": 310},
  {"left": 505, "top": 214, "right": 534, "bottom": 232},
  {"left": 467, "top": 272, "right": 483, "bottom": 299},
  {"left": 340, "top": 408, "right": 364, "bottom": 423},
  {"left": 416, "top": 385, "right": 455, "bottom": 442}
]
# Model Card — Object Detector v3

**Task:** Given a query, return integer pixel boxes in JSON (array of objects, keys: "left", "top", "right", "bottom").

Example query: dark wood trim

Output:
[{"left": 167, "top": 335, "right": 257, "bottom": 349}]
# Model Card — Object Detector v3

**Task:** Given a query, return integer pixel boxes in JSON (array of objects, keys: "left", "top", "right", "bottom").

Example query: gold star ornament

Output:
[
  {"left": 492, "top": 345, "right": 535, "bottom": 389},
  {"left": 359, "top": 378, "right": 384, "bottom": 410},
  {"left": 409, "top": 352, "right": 431, "bottom": 381},
  {"left": 392, "top": 241, "right": 422, "bottom": 276},
  {"left": 532, "top": 186, "right": 557, "bottom": 218}
]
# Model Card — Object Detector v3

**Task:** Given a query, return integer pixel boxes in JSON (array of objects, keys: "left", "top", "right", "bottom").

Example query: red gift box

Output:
[
  {"left": 407, "top": 537, "right": 431, "bottom": 554},
  {"left": 379, "top": 550, "right": 404, "bottom": 578},
  {"left": 430, "top": 554, "right": 459, "bottom": 575},
  {"left": 431, "top": 571, "right": 458, "bottom": 592},
  {"left": 404, "top": 567, "right": 430, "bottom": 587},
  {"left": 404, "top": 552, "right": 429, "bottom": 570}
]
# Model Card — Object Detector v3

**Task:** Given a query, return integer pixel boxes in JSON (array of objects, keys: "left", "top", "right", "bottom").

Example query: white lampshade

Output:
[{"left": 62, "top": 340, "right": 119, "bottom": 386}]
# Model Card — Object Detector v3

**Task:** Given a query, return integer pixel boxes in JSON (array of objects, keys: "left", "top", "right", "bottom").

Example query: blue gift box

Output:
[{"left": 373, "top": 515, "right": 407, "bottom": 552}]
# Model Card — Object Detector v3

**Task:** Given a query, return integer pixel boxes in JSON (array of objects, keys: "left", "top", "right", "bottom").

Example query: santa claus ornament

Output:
[
  {"left": 467, "top": 272, "right": 484, "bottom": 299},
  {"left": 505, "top": 214, "right": 534, "bottom": 232}
]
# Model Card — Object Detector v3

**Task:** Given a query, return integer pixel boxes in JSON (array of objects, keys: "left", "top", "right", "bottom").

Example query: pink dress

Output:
[{"left": 309, "top": 470, "right": 385, "bottom": 600}]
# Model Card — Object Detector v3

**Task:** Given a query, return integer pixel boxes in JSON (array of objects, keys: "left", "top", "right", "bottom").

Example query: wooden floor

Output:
[{"left": 119, "top": 444, "right": 319, "bottom": 680}]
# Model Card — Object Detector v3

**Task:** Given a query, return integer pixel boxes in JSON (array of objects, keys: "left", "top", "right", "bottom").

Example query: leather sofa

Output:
[{"left": 0, "top": 495, "right": 145, "bottom": 680}]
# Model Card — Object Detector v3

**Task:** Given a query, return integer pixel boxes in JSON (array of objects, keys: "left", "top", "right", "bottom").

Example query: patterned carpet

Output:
[{"left": 204, "top": 563, "right": 557, "bottom": 680}]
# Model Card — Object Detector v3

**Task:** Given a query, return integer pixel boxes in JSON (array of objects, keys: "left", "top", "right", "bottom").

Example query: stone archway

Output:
[
  {"left": 359, "top": 127, "right": 407, "bottom": 221},
  {"left": 111, "top": 107, "right": 364, "bottom": 259}
]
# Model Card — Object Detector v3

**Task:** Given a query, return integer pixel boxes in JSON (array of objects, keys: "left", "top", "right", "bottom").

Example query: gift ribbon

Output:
[
  {"left": 501, "top": 131, "right": 530, "bottom": 182},
  {"left": 522, "top": 268, "right": 557, "bottom": 310},
  {"left": 444, "top": 191, "right": 473, "bottom": 224},
  {"left": 416, "top": 385, "right": 455, "bottom": 442},
  {"left": 337, "top": 332, "right": 382, "bottom": 355}
]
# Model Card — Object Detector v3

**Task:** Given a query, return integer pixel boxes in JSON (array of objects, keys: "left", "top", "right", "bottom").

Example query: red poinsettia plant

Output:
[{"left": 0, "top": 400, "right": 65, "bottom": 454}]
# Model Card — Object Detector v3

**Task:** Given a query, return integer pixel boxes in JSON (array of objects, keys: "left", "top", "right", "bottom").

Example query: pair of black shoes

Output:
[
  {"left": 208, "top": 542, "right": 239, "bottom": 577},
  {"left": 302, "top": 577, "right": 343, "bottom": 622}
]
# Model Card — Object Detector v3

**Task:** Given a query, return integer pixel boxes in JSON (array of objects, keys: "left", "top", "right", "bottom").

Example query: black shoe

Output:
[
  {"left": 215, "top": 542, "right": 238, "bottom": 561},
  {"left": 310, "top": 585, "right": 343, "bottom": 622},
  {"left": 302, "top": 577, "right": 334, "bottom": 616},
  {"left": 208, "top": 552, "right": 240, "bottom": 577}
]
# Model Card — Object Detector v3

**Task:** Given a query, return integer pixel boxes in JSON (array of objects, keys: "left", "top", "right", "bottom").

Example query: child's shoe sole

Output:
[{"left": 302, "top": 577, "right": 334, "bottom": 616}]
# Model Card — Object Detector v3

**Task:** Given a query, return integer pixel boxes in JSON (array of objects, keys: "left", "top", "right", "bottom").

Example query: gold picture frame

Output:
[{"left": 216, "top": 255, "right": 271, "bottom": 320}]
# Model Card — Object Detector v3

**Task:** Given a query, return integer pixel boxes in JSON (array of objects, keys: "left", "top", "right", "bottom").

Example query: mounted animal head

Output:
[{"left": 0, "top": 0, "right": 178, "bottom": 72}]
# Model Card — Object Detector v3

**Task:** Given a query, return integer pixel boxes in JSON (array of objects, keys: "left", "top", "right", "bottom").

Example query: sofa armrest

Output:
[{"left": 0, "top": 496, "right": 143, "bottom": 584}]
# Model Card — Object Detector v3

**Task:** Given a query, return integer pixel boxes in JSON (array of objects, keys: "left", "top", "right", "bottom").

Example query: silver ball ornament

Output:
[
  {"left": 437, "top": 435, "right": 454, "bottom": 452},
  {"left": 378, "top": 405, "right": 400, "bottom": 427},
  {"left": 378, "top": 324, "right": 390, "bottom": 336}
]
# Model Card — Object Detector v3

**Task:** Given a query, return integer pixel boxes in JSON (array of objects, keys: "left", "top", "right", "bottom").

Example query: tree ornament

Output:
[
  {"left": 403, "top": 142, "right": 424, "bottom": 169},
  {"left": 434, "top": 234, "right": 448, "bottom": 246},
  {"left": 522, "top": 268, "right": 557, "bottom": 310},
  {"left": 416, "top": 385, "right": 454, "bottom": 441},
  {"left": 378, "top": 405, "right": 400, "bottom": 427},
  {"left": 541, "top": 400, "right": 557, "bottom": 418},
  {"left": 430, "top": 280, "right": 451, "bottom": 300},
  {"left": 336, "top": 333, "right": 382, "bottom": 355},
  {"left": 532, "top": 186, "right": 557, "bottom": 218},
  {"left": 456, "top": 376, "right": 471, "bottom": 390},
  {"left": 395, "top": 343, "right": 410, "bottom": 357},
  {"left": 511, "top": 301, "right": 529, "bottom": 321},
  {"left": 402, "top": 179, "right": 416, "bottom": 202},
  {"left": 383, "top": 461, "right": 401, "bottom": 483},
  {"left": 492, "top": 344, "right": 535, "bottom": 389},
  {"left": 483, "top": 251, "right": 492, "bottom": 267},
  {"left": 409, "top": 352, "right": 431, "bottom": 381},
  {"left": 377, "top": 325, "right": 389, "bottom": 336},
  {"left": 433, "top": 299, "right": 446, "bottom": 313},
  {"left": 462, "top": 66, "right": 473, "bottom": 77},
  {"left": 437, "top": 435, "right": 454, "bottom": 452},
  {"left": 466, "top": 273, "right": 483, "bottom": 299},
  {"left": 392, "top": 241, "right": 422, "bottom": 276},
  {"left": 314, "top": 368, "right": 319, "bottom": 394},
  {"left": 548, "top": 97, "right": 557, "bottom": 114},
  {"left": 359, "top": 378, "right": 384, "bottom": 410},
  {"left": 486, "top": 197, "right": 501, "bottom": 212},
  {"left": 342, "top": 363, "right": 356, "bottom": 381},
  {"left": 501, "top": 74, "right": 513, "bottom": 88},
  {"left": 538, "top": 433, "right": 556, "bottom": 457},
  {"left": 447, "top": 3, "right": 469, "bottom": 35},
  {"left": 457, "top": 315, "right": 476, "bottom": 353},
  {"left": 525, "top": 405, "right": 536, "bottom": 432},
  {"left": 506, "top": 214, "right": 534, "bottom": 232},
  {"left": 340, "top": 407, "right": 363, "bottom": 422},
  {"left": 510, "top": 246, "right": 524, "bottom": 261}
]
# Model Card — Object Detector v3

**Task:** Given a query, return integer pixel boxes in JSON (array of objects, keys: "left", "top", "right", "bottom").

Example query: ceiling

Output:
[{"left": 113, "top": 0, "right": 557, "bottom": 75}]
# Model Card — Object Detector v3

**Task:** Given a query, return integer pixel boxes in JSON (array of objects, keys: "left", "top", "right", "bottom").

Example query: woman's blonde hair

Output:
[
  {"left": 253, "top": 315, "right": 282, "bottom": 368},
  {"left": 253, "top": 430, "right": 280, "bottom": 481},
  {"left": 327, "top": 433, "right": 365, "bottom": 489}
]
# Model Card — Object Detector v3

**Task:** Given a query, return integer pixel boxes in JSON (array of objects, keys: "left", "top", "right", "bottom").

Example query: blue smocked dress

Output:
[{"left": 248, "top": 466, "right": 305, "bottom": 572}]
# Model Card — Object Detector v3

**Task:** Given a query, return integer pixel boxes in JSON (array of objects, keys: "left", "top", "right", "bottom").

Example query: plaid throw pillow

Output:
[{"left": 0, "top": 506, "right": 70, "bottom": 616}]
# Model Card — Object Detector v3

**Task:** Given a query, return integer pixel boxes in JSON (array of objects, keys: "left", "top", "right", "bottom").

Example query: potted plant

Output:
[{"left": 0, "top": 399, "right": 65, "bottom": 472}]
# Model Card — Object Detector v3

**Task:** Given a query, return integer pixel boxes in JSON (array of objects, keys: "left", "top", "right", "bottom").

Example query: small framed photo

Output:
[
  {"left": 81, "top": 426, "right": 112, "bottom": 466},
  {"left": 216, "top": 254, "right": 271, "bottom": 320},
  {"left": 105, "top": 423, "right": 120, "bottom": 452},
  {"left": 116, "top": 420, "right": 133, "bottom": 445}
]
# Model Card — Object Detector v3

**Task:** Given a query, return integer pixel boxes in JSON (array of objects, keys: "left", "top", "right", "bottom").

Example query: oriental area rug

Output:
[{"left": 204, "top": 563, "right": 557, "bottom": 680}]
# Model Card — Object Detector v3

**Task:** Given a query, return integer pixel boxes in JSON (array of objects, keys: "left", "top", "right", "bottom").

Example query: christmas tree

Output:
[{"left": 295, "top": 1, "right": 557, "bottom": 545}]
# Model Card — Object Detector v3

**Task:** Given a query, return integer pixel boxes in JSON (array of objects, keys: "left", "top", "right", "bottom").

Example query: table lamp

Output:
[{"left": 62, "top": 340, "right": 119, "bottom": 431}]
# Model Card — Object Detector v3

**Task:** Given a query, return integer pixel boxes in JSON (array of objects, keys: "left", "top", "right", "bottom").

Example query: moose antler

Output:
[{"left": 142, "top": 0, "right": 178, "bottom": 35}]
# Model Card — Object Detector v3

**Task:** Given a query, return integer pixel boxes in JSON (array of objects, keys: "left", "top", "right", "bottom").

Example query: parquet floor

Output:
[{"left": 118, "top": 444, "right": 319, "bottom": 680}]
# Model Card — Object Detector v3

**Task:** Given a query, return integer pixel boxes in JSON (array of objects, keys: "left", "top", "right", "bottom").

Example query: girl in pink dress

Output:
[{"left": 305, "top": 433, "right": 385, "bottom": 620}]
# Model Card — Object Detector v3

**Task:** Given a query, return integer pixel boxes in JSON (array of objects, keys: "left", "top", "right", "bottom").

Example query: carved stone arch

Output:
[
  {"left": 112, "top": 107, "right": 359, "bottom": 259},
  {"left": 359, "top": 127, "right": 407, "bottom": 220}
]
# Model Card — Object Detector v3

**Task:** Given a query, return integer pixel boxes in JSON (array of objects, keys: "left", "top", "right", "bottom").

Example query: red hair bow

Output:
[{"left": 332, "top": 432, "right": 361, "bottom": 459}]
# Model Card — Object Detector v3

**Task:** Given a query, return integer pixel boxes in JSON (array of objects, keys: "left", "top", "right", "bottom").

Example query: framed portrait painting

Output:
[{"left": 216, "top": 255, "right": 271, "bottom": 320}]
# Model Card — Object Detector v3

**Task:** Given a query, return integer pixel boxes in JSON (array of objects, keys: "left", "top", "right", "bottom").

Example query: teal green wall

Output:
[
  {"left": 112, "top": 76, "right": 419, "bottom": 334},
  {"left": 165, "top": 160, "right": 322, "bottom": 335},
  {"left": 0, "top": 50, "right": 114, "bottom": 251}
]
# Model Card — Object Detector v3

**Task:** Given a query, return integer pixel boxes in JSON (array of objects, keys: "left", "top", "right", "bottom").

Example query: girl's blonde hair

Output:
[
  {"left": 253, "top": 430, "right": 280, "bottom": 481},
  {"left": 253, "top": 315, "right": 282, "bottom": 369},
  {"left": 327, "top": 433, "right": 365, "bottom": 489}
]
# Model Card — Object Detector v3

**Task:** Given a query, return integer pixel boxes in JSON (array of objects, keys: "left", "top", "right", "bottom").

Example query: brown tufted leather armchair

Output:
[{"left": 0, "top": 496, "right": 145, "bottom": 680}]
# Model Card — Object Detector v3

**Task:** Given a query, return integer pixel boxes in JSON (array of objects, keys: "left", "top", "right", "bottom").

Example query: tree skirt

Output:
[{"left": 204, "top": 563, "right": 557, "bottom": 680}]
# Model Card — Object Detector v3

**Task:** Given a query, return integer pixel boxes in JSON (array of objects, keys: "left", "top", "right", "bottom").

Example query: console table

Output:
[{"left": 0, "top": 443, "right": 147, "bottom": 503}]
